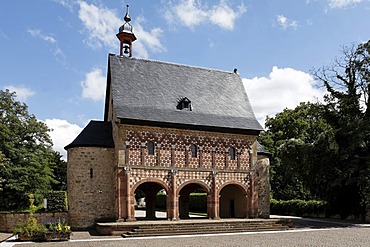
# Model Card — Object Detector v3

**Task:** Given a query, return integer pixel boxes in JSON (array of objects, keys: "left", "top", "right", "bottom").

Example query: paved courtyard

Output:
[
  {"left": 1, "top": 227, "right": 370, "bottom": 247},
  {"left": 2, "top": 214, "right": 370, "bottom": 247}
]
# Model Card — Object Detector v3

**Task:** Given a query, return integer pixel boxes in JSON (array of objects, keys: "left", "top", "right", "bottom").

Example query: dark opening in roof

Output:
[{"left": 176, "top": 97, "right": 192, "bottom": 111}]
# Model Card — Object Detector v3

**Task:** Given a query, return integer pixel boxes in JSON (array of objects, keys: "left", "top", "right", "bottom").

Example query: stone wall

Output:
[
  {"left": 256, "top": 156, "right": 270, "bottom": 218},
  {"left": 0, "top": 212, "right": 67, "bottom": 233},
  {"left": 67, "top": 147, "right": 116, "bottom": 229}
]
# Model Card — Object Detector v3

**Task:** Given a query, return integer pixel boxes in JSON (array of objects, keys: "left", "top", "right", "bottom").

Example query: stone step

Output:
[
  {"left": 96, "top": 219, "right": 293, "bottom": 236},
  {"left": 135, "top": 221, "right": 286, "bottom": 229},
  {"left": 123, "top": 226, "right": 289, "bottom": 238},
  {"left": 131, "top": 226, "right": 288, "bottom": 234},
  {"left": 133, "top": 224, "right": 287, "bottom": 232}
]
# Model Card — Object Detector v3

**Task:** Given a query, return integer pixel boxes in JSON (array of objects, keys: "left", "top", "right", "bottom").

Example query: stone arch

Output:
[
  {"left": 218, "top": 182, "right": 248, "bottom": 218},
  {"left": 177, "top": 180, "right": 211, "bottom": 195},
  {"left": 131, "top": 178, "right": 170, "bottom": 195},
  {"left": 131, "top": 178, "right": 170, "bottom": 220},
  {"left": 177, "top": 180, "right": 211, "bottom": 219}
]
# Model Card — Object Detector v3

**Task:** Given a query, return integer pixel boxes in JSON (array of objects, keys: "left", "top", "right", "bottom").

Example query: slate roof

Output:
[
  {"left": 65, "top": 121, "right": 114, "bottom": 149},
  {"left": 105, "top": 54, "right": 263, "bottom": 133},
  {"left": 256, "top": 141, "right": 271, "bottom": 156}
]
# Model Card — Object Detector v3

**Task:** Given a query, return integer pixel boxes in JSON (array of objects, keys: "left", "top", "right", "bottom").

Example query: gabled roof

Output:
[
  {"left": 105, "top": 54, "right": 263, "bottom": 133},
  {"left": 64, "top": 121, "right": 114, "bottom": 150}
]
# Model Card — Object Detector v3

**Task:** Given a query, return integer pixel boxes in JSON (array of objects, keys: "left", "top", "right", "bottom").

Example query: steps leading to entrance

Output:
[{"left": 96, "top": 219, "right": 292, "bottom": 237}]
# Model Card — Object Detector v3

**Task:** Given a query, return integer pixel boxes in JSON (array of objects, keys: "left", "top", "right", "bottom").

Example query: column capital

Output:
[{"left": 123, "top": 166, "right": 131, "bottom": 174}]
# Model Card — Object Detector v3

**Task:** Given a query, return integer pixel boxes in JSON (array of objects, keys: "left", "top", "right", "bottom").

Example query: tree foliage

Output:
[
  {"left": 260, "top": 102, "right": 333, "bottom": 200},
  {"left": 262, "top": 40, "right": 370, "bottom": 218},
  {"left": 313, "top": 40, "right": 370, "bottom": 217},
  {"left": 0, "top": 90, "right": 66, "bottom": 210}
]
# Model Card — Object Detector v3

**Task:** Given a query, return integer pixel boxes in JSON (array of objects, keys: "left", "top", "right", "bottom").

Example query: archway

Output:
[
  {"left": 177, "top": 181, "right": 210, "bottom": 219},
  {"left": 219, "top": 184, "right": 247, "bottom": 218},
  {"left": 133, "top": 181, "right": 167, "bottom": 220}
]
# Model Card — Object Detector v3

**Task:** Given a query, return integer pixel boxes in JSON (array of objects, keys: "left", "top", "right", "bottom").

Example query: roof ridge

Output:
[{"left": 109, "top": 53, "right": 238, "bottom": 75}]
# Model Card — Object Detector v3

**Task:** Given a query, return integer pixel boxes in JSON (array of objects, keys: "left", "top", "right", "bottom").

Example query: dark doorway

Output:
[
  {"left": 178, "top": 183, "right": 208, "bottom": 219},
  {"left": 230, "top": 199, "right": 235, "bottom": 218},
  {"left": 134, "top": 182, "right": 167, "bottom": 220},
  {"left": 219, "top": 184, "right": 246, "bottom": 218}
]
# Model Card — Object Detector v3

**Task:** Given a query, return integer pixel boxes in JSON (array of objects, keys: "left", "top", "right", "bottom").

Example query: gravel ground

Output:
[{"left": 6, "top": 227, "right": 370, "bottom": 247}]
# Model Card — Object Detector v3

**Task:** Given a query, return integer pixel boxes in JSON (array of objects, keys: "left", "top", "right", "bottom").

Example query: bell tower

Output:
[{"left": 116, "top": 4, "right": 137, "bottom": 57}]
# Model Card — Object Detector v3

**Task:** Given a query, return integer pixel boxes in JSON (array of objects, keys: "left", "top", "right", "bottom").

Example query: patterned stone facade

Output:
[{"left": 115, "top": 124, "right": 265, "bottom": 221}]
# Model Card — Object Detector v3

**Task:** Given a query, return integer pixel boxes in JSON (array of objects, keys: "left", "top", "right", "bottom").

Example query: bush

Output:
[
  {"left": 271, "top": 199, "right": 327, "bottom": 216},
  {"left": 189, "top": 193, "right": 207, "bottom": 213},
  {"left": 156, "top": 194, "right": 166, "bottom": 209},
  {"left": 155, "top": 193, "right": 207, "bottom": 213},
  {"left": 13, "top": 216, "right": 48, "bottom": 239},
  {"left": 45, "top": 191, "right": 67, "bottom": 212}
]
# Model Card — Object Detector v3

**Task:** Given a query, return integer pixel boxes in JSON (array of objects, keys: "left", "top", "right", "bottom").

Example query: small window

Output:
[
  {"left": 230, "top": 147, "right": 236, "bottom": 160},
  {"left": 191, "top": 144, "right": 197, "bottom": 158},
  {"left": 177, "top": 97, "right": 192, "bottom": 111},
  {"left": 90, "top": 168, "right": 94, "bottom": 178},
  {"left": 148, "top": 141, "right": 155, "bottom": 155}
]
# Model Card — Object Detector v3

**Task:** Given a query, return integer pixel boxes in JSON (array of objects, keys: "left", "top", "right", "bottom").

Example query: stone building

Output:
[{"left": 65, "top": 6, "right": 270, "bottom": 229}]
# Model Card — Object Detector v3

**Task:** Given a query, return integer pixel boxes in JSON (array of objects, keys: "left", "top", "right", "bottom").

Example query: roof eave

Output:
[{"left": 118, "top": 118, "right": 262, "bottom": 136}]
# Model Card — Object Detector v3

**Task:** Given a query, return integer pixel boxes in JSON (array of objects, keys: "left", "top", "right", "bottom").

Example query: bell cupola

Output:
[{"left": 116, "top": 4, "right": 137, "bottom": 57}]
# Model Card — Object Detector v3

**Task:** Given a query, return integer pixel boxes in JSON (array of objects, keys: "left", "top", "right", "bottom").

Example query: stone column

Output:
[
  {"left": 225, "top": 148, "right": 229, "bottom": 169},
  {"left": 141, "top": 142, "right": 146, "bottom": 166},
  {"left": 171, "top": 144, "right": 176, "bottom": 167},
  {"left": 118, "top": 167, "right": 134, "bottom": 221},
  {"left": 247, "top": 172, "right": 258, "bottom": 218},
  {"left": 145, "top": 189, "right": 157, "bottom": 219},
  {"left": 167, "top": 169, "right": 178, "bottom": 220},
  {"left": 208, "top": 171, "right": 219, "bottom": 219},
  {"left": 125, "top": 141, "right": 130, "bottom": 165},
  {"left": 198, "top": 146, "right": 203, "bottom": 168},
  {"left": 156, "top": 143, "right": 161, "bottom": 166},
  {"left": 237, "top": 148, "right": 241, "bottom": 169},
  {"left": 185, "top": 146, "right": 190, "bottom": 167},
  {"left": 211, "top": 147, "right": 216, "bottom": 168},
  {"left": 179, "top": 193, "right": 190, "bottom": 219}
]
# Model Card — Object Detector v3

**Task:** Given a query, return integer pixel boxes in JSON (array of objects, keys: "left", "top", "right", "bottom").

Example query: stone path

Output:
[{"left": 1, "top": 214, "right": 370, "bottom": 247}]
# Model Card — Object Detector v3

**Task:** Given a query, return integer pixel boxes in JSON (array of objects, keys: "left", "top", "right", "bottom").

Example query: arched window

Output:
[
  {"left": 191, "top": 144, "right": 197, "bottom": 158},
  {"left": 148, "top": 141, "right": 155, "bottom": 155},
  {"left": 230, "top": 147, "right": 236, "bottom": 160}
]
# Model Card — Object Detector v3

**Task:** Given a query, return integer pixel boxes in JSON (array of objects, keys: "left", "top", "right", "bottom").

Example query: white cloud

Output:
[
  {"left": 3, "top": 85, "right": 35, "bottom": 102},
  {"left": 328, "top": 0, "right": 363, "bottom": 8},
  {"left": 243, "top": 67, "right": 324, "bottom": 126},
  {"left": 81, "top": 68, "right": 106, "bottom": 101},
  {"left": 52, "top": 0, "right": 75, "bottom": 12},
  {"left": 164, "top": 0, "right": 246, "bottom": 30},
  {"left": 78, "top": 1, "right": 164, "bottom": 58},
  {"left": 276, "top": 15, "right": 298, "bottom": 30},
  {"left": 45, "top": 119, "right": 83, "bottom": 159},
  {"left": 27, "top": 29, "right": 57, "bottom": 44},
  {"left": 27, "top": 29, "right": 66, "bottom": 63}
]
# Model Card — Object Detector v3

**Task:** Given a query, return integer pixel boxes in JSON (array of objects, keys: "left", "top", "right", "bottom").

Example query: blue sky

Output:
[{"left": 1, "top": 0, "right": 370, "bottom": 157}]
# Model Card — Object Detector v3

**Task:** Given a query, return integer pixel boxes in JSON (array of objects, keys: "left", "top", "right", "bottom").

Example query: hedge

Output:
[
  {"left": 45, "top": 191, "right": 68, "bottom": 212},
  {"left": 270, "top": 199, "right": 327, "bottom": 216},
  {"left": 156, "top": 193, "right": 207, "bottom": 213}
]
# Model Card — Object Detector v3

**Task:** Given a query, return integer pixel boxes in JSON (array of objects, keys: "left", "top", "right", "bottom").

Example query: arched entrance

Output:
[
  {"left": 133, "top": 181, "right": 168, "bottom": 220},
  {"left": 219, "top": 183, "right": 247, "bottom": 218},
  {"left": 177, "top": 181, "right": 210, "bottom": 219}
]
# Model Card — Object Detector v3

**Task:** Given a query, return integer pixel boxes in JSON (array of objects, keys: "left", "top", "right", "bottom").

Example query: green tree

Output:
[
  {"left": 0, "top": 151, "right": 6, "bottom": 191},
  {"left": 50, "top": 152, "right": 67, "bottom": 191},
  {"left": 313, "top": 40, "right": 370, "bottom": 217},
  {"left": 260, "top": 102, "right": 333, "bottom": 200},
  {"left": 0, "top": 89, "right": 58, "bottom": 210}
]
